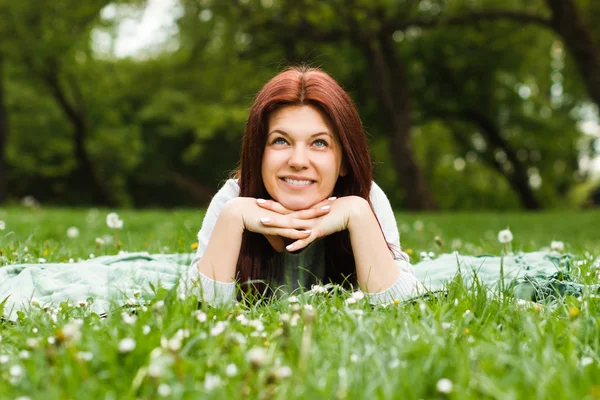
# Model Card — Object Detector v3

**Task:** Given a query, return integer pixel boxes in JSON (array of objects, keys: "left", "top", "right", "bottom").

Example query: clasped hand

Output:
[{"left": 236, "top": 195, "right": 364, "bottom": 253}]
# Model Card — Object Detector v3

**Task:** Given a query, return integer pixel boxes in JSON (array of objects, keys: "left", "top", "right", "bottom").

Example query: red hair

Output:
[{"left": 234, "top": 66, "right": 383, "bottom": 296}]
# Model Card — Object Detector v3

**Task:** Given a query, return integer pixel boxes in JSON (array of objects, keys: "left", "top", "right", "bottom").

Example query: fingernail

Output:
[
  {"left": 321, "top": 205, "right": 331, "bottom": 210},
  {"left": 286, "top": 244, "right": 294, "bottom": 250},
  {"left": 257, "top": 198, "right": 266, "bottom": 204},
  {"left": 303, "top": 229, "right": 311, "bottom": 234},
  {"left": 328, "top": 197, "right": 337, "bottom": 201},
  {"left": 260, "top": 217, "right": 270, "bottom": 223}
]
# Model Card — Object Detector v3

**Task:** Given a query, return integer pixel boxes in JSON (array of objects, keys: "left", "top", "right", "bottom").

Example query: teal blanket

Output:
[{"left": 0, "top": 251, "right": 594, "bottom": 321}]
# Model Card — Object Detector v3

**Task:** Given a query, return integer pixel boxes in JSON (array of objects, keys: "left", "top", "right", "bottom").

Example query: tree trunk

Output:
[
  {"left": 545, "top": 0, "right": 600, "bottom": 107},
  {"left": 0, "top": 54, "right": 7, "bottom": 204},
  {"left": 43, "top": 70, "right": 116, "bottom": 206},
  {"left": 460, "top": 110, "right": 542, "bottom": 210},
  {"left": 363, "top": 36, "right": 438, "bottom": 210}
]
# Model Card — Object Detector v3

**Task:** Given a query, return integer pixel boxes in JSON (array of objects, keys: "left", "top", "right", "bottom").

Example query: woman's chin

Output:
[{"left": 278, "top": 198, "right": 319, "bottom": 211}]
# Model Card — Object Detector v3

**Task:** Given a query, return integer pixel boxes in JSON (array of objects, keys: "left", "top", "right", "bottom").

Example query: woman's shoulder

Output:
[
  {"left": 215, "top": 179, "right": 240, "bottom": 200},
  {"left": 369, "top": 180, "right": 388, "bottom": 202}
]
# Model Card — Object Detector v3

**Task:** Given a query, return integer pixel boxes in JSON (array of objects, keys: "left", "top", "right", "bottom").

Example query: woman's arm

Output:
[{"left": 347, "top": 198, "right": 401, "bottom": 293}]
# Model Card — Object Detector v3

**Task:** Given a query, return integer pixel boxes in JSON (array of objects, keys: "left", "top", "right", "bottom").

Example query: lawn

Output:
[{"left": 0, "top": 207, "right": 599, "bottom": 399}]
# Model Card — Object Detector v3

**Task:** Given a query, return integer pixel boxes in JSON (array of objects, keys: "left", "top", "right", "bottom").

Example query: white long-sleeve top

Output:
[{"left": 177, "top": 179, "right": 424, "bottom": 304}]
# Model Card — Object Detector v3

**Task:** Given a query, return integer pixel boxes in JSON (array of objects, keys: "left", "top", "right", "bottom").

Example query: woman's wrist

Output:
[
  {"left": 346, "top": 196, "right": 372, "bottom": 231},
  {"left": 221, "top": 197, "right": 250, "bottom": 234}
]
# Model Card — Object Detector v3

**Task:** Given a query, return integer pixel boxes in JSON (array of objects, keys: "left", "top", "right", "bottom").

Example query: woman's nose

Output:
[{"left": 288, "top": 146, "right": 309, "bottom": 169}]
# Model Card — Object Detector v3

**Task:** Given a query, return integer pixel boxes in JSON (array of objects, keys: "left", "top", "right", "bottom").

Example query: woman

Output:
[{"left": 178, "top": 66, "right": 423, "bottom": 304}]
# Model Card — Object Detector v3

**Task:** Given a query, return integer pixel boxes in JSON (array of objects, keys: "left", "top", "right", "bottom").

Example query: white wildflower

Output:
[
  {"left": 62, "top": 320, "right": 83, "bottom": 343},
  {"left": 436, "top": 378, "right": 453, "bottom": 393},
  {"left": 21, "top": 195, "right": 39, "bottom": 208},
  {"left": 225, "top": 363, "right": 238, "bottom": 377},
  {"left": 246, "top": 347, "right": 268, "bottom": 368},
  {"left": 142, "top": 325, "right": 151, "bottom": 335},
  {"left": 0, "top": 354, "right": 9, "bottom": 364},
  {"left": 106, "top": 212, "right": 124, "bottom": 229},
  {"left": 38, "top": 258, "right": 46, "bottom": 263},
  {"left": 66, "top": 227, "right": 80, "bottom": 238},
  {"left": 78, "top": 300, "right": 88, "bottom": 308},
  {"left": 195, "top": 311, "right": 207, "bottom": 323},
  {"left": 290, "top": 314, "right": 300, "bottom": 326},
  {"left": 19, "top": 350, "right": 30, "bottom": 359},
  {"left": 9, "top": 365, "right": 23, "bottom": 378},
  {"left": 203, "top": 373, "right": 222, "bottom": 390},
  {"left": 0, "top": 220, "right": 5, "bottom": 230},
  {"left": 121, "top": 312, "right": 137, "bottom": 325},
  {"left": 441, "top": 322, "right": 453, "bottom": 329},
  {"left": 76, "top": 351, "right": 94, "bottom": 361},
  {"left": 345, "top": 297, "right": 357, "bottom": 305},
  {"left": 303, "top": 304, "right": 314, "bottom": 311},
  {"left": 154, "top": 300, "right": 165, "bottom": 310},
  {"left": 350, "top": 353, "right": 359, "bottom": 363},
  {"left": 351, "top": 291, "right": 365, "bottom": 301},
  {"left": 274, "top": 365, "right": 292, "bottom": 379},
  {"left": 498, "top": 229, "right": 513, "bottom": 244},
  {"left": 210, "top": 321, "right": 227, "bottom": 336},
  {"left": 550, "top": 241, "right": 565, "bottom": 252},
  {"left": 248, "top": 319, "right": 264, "bottom": 332},
  {"left": 310, "top": 285, "right": 327, "bottom": 294},
  {"left": 414, "top": 220, "right": 424, "bottom": 231},
  {"left": 118, "top": 338, "right": 136, "bottom": 353},
  {"left": 580, "top": 356, "right": 594, "bottom": 367},
  {"left": 157, "top": 383, "right": 171, "bottom": 397},
  {"left": 287, "top": 295, "right": 299, "bottom": 304}
]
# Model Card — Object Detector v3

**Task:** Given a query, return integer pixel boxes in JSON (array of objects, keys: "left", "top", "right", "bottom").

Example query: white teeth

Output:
[{"left": 283, "top": 178, "right": 313, "bottom": 186}]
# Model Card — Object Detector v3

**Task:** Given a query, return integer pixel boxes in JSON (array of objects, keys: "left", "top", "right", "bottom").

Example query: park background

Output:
[{"left": 1, "top": 0, "right": 600, "bottom": 211}]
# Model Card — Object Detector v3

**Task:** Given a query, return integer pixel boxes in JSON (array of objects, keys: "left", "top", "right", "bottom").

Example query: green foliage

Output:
[
  {"left": 0, "top": 207, "right": 600, "bottom": 398},
  {"left": 1, "top": 0, "right": 599, "bottom": 209}
]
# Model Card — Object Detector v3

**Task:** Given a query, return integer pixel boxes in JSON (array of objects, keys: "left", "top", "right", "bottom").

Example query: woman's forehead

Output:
[{"left": 268, "top": 105, "right": 335, "bottom": 136}]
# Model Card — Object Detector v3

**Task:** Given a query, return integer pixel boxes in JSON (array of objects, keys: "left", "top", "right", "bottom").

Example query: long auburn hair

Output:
[{"left": 234, "top": 66, "right": 387, "bottom": 297}]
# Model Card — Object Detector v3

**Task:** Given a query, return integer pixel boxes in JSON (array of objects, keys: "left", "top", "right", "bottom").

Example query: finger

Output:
[
  {"left": 260, "top": 216, "right": 310, "bottom": 230},
  {"left": 256, "top": 198, "right": 293, "bottom": 215},
  {"left": 270, "top": 228, "right": 312, "bottom": 240},
  {"left": 287, "top": 206, "right": 331, "bottom": 220},
  {"left": 285, "top": 232, "right": 317, "bottom": 252}
]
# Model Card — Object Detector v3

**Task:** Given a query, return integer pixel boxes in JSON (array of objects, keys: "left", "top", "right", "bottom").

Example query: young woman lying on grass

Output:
[{"left": 178, "top": 66, "right": 424, "bottom": 304}]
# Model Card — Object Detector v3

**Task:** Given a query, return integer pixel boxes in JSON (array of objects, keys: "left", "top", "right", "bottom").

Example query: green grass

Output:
[{"left": 1, "top": 207, "right": 600, "bottom": 399}]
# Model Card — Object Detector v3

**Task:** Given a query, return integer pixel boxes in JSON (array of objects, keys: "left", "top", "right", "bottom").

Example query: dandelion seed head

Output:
[
  {"left": 157, "top": 383, "right": 171, "bottom": 397},
  {"left": 498, "top": 229, "right": 513, "bottom": 244},
  {"left": 436, "top": 378, "right": 453, "bottom": 393},
  {"left": 550, "top": 240, "right": 565, "bottom": 252},
  {"left": 204, "top": 373, "right": 222, "bottom": 390},
  {"left": 246, "top": 347, "right": 268, "bottom": 368},
  {"left": 225, "top": 363, "right": 238, "bottom": 377},
  {"left": 66, "top": 227, "right": 80, "bottom": 238},
  {"left": 106, "top": 212, "right": 124, "bottom": 230},
  {"left": 118, "top": 338, "right": 136, "bottom": 353}
]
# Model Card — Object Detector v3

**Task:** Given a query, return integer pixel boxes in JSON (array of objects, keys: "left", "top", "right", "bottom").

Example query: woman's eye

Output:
[
  {"left": 313, "top": 139, "right": 328, "bottom": 147},
  {"left": 273, "top": 137, "right": 287, "bottom": 145}
]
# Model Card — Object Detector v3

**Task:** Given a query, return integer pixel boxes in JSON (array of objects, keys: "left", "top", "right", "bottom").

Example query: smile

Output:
[{"left": 280, "top": 177, "right": 315, "bottom": 188}]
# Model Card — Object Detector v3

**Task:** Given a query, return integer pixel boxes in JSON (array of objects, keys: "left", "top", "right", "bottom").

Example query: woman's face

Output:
[{"left": 261, "top": 105, "right": 345, "bottom": 211}]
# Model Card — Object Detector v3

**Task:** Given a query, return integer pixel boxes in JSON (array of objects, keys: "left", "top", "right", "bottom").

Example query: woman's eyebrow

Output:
[{"left": 268, "top": 129, "right": 331, "bottom": 138}]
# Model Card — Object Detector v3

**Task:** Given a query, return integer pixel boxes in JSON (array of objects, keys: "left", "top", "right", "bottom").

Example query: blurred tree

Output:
[
  {"left": 0, "top": 54, "right": 7, "bottom": 203},
  {"left": 0, "top": 0, "right": 146, "bottom": 206}
]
